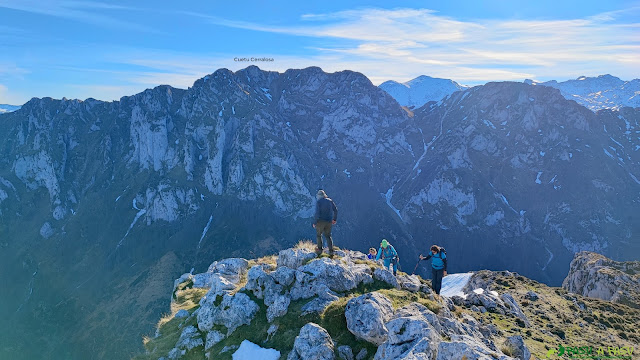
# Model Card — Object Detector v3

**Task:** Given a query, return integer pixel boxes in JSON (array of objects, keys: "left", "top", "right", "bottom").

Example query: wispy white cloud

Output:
[
  {"left": 0, "top": 0, "right": 156, "bottom": 32},
  {"left": 184, "top": 6, "right": 640, "bottom": 83}
]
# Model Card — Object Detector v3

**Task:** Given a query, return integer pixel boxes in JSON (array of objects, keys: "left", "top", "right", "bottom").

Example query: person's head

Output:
[
  {"left": 381, "top": 239, "right": 389, "bottom": 248},
  {"left": 316, "top": 189, "right": 327, "bottom": 200},
  {"left": 430, "top": 245, "right": 439, "bottom": 255},
  {"left": 369, "top": 248, "right": 377, "bottom": 255}
]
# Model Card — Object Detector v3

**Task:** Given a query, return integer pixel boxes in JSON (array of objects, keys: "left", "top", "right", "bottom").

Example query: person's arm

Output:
[
  {"left": 391, "top": 245, "right": 398, "bottom": 258},
  {"left": 420, "top": 253, "right": 432, "bottom": 260},
  {"left": 313, "top": 201, "right": 319, "bottom": 225},
  {"left": 375, "top": 247, "right": 382, "bottom": 261},
  {"left": 331, "top": 200, "right": 338, "bottom": 223},
  {"left": 442, "top": 253, "right": 448, "bottom": 272}
]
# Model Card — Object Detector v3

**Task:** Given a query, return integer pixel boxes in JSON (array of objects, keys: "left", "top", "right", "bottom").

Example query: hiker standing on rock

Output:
[
  {"left": 419, "top": 245, "right": 447, "bottom": 295},
  {"left": 313, "top": 189, "right": 338, "bottom": 257},
  {"left": 376, "top": 239, "right": 399, "bottom": 276}
]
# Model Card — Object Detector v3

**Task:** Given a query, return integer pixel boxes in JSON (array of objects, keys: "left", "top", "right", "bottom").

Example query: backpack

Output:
[{"left": 437, "top": 247, "right": 446, "bottom": 259}]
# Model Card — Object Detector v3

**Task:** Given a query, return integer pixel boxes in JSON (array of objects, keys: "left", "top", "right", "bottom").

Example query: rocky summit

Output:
[
  {"left": 139, "top": 243, "right": 639, "bottom": 360},
  {"left": 1, "top": 66, "right": 639, "bottom": 359},
  {"left": 563, "top": 251, "right": 640, "bottom": 309}
]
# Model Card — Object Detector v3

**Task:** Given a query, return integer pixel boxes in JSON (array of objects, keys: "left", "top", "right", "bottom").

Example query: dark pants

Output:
[
  {"left": 315, "top": 220, "right": 334, "bottom": 253},
  {"left": 432, "top": 268, "right": 444, "bottom": 294}
]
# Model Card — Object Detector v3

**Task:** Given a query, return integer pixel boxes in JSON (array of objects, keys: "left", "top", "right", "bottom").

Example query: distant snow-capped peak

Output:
[
  {"left": 379, "top": 75, "right": 469, "bottom": 108},
  {"left": 0, "top": 104, "right": 21, "bottom": 113},
  {"left": 524, "top": 75, "right": 639, "bottom": 111}
]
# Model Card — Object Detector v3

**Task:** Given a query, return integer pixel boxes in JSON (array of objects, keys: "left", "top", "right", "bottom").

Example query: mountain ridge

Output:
[{"left": 1, "top": 66, "right": 639, "bottom": 360}]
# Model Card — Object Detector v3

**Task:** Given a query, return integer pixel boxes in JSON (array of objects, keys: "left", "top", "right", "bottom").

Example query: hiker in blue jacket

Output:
[
  {"left": 419, "top": 245, "right": 447, "bottom": 295},
  {"left": 376, "top": 239, "right": 399, "bottom": 276}
]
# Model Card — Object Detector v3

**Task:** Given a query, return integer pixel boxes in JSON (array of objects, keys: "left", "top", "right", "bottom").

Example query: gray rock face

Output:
[
  {"left": 204, "top": 330, "right": 225, "bottom": 351},
  {"left": 301, "top": 296, "right": 338, "bottom": 316},
  {"left": 175, "top": 325, "right": 203, "bottom": 351},
  {"left": 337, "top": 345, "right": 353, "bottom": 360},
  {"left": 287, "top": 323, "right": 335, "bottom": 360},
  {"left": 207, "top": 258, "right": 250, "bottom": 275},
  {"left": 196, "top": 292, "right": 259, "bottom": 334},
  {"left": 272, "top": 266, "right": 296, "bottom": 287},
  {"left": 562, "top": 251, "right": 640, "bottom": 308},
  {"left": 500, "top": 293, "right": 530, "bottom": 327},
  {"left": 375, "top": 313, "right": 441, "bottom": 359},
  {"left": 436, "top": 335, "right": 515, "bottom": 360},
  {"left": 373, "top": 268, "right": 399, "bottom": 288},
  {"left": 298, "top": 258, "right": 358, "bottom": 293},
  {"left": 504, "top": 335, "right": 531, "bottom": 360},
  {"left": 345, "top": 292, "right": 394, "bottom": 346},
  {"left": 355, "top": 349, "right": 368, "bottom": 360},
  {"left": 278, "top": 248, "right": 317, "bottom": 269},
  {"left": 397, "top": 274, "right": 422, "bottom": 292}
]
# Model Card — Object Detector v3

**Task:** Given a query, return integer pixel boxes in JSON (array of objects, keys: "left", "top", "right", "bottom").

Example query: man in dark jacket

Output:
[
  {"left": 419, "top": 245, "right": 447, "bottom": 295},
  {"left": 313, "top": 189, "right": 338, "bottom": 257}
]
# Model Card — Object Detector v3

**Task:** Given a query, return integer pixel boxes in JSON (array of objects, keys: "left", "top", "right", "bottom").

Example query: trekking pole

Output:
[{"left": 411, "top": 258, "right": 422, "bottom": 275}]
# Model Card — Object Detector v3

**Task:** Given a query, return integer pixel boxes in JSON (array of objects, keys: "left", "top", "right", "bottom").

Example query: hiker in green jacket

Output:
[{"left": 375, "top": 239, "right": 399, "bottom": 276}]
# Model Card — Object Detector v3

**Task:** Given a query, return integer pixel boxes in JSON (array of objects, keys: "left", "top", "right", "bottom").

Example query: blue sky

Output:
[{"left": 0, "top": 0, "right": 639, "bottom": 104}]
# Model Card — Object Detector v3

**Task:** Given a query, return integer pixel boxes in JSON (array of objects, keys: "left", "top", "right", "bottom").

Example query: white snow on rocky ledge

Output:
[
  {"left": 232, "top": 340, "right": 280, "bottom": 360},
  {"left": 440, "top": 272, "right": 473, "bottom": 298},
  {"left": 440, "top": 272, "right": 500, "bottom": 299}
]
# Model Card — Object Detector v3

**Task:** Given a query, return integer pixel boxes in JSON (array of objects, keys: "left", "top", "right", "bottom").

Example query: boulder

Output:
[
  {"left": 337, "top": 345, "right": 354, "bottom": 360},
  {"left": 301, "top": 297, "right": 337, "bottom": 316},
  {"left": 244, "top": 265, "right": 273, "bottom": 299},
  {"left": 524, "top": 291, "right": 539, "bottom": 301},
  {"left": 397, "top": 274, "right": 422, "bottom": 292},
  {"left": 196, "top": 292, "right": 259, "bottom": 334},
  {"left": 374, "top": 303, "right": 442, "bottom": 360},
  {"left": 393, "top": 303, "right": 442, "bottom": 333},
  {"left": 287, "top": 323, "right": 335, "bottom": 360},
  {"left": 208, "top": 258, "right": 250, "bottom": 275},
  {"left": 437, "top": 335, "right": 515, "bottom": 360},
  {"left": 373, "top": 268, "right": 399, "bottom": 288},
  {"left": 298, "top": 258, "right": 358, "bottom": 292},
  {"left": 345, "top": 293, "right": 394, "bottom": 346},
  {"left": 352, "top": 264, "right": 374, "bottom": 286},
  {"left": 173, "top": 273, "right": 193, "bottom": 292},
  {"left": 272, "top": 266, "right": 297, "bottom": 287},
  {"left": 205, "top": 330, "right": 225, "bottom": 351},
  {"left": 174, "top": 309, "right": 189, "bottom": 319},
  {"left": 267, "top": 293, "right": 291, "bottom": 322},
  {"left": 504, "top": 335, "right": 531, "bottom": 360},
  {"left": 355, "top": 349, "right": 368, "bottom": 360},
  {"left": 278, "top": 248, "right": 317, "bottom": 269},
  {"left": 175, "top": 325, "right": 203, "bottom": 351},
  {"left": 501, "top": 293, "right": 530, "bottom": 327}
]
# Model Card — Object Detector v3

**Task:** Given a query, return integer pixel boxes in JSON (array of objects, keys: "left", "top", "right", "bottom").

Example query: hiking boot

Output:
[{"left": 315, "top": 247, "right": 323, "bottom": 256}]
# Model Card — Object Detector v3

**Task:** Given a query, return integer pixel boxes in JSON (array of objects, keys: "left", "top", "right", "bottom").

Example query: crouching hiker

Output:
[
  {"left": 419, "top": 245, "right": 447, "bottom": 295},
  {"left": 367, "top": 248, "right": 377, "bottom": 260},
  {"left": 376, "top": 239, "right": 399, "bottom": 276}
]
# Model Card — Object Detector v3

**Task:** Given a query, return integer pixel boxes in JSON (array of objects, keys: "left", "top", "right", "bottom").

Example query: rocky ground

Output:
[{"left": 136, "top": 243, "right": 639, "bottom": 360}]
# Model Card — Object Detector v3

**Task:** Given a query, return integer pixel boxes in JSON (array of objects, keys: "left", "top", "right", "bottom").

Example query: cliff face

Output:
[
  {"left": 139, "top": 245, "right": 639, "bottom": 360},
  {"left": 562, "top": 251, "right": 640, "bottom": 309}
]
